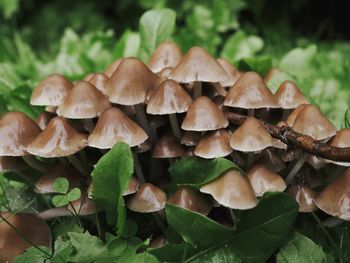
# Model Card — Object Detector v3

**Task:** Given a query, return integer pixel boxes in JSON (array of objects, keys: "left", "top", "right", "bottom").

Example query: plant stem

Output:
[
  {"left": 0, "top": 180, "right": 11, "bottom": 210},
  {"left": 22, "top": 156, "right": 48, "bottom": 173},
  {"left": 135, "top": 103, "right": 156, "bottom": 144},
  {"left": 285, "top": 154, "right": 307, "bottom": 184},
  {"left": 193, "top": 81, "right": 202, "bottom": 99},
  {"left": 132, "top": 151, "right": 146, "bottom": 183},
  {"left": 68, "top": 155, "right": 89, "bottom": 176},
  {"left": 169, "top": 113, "right": 181, "bottom": 141}
]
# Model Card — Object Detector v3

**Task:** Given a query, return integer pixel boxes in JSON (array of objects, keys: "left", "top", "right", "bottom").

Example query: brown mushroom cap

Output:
[
  {"left": 27, "top": 117, "right": 87, "bottom": 158},
  {"left": 287, "top": 184, "right": 318, "bottom": 212},
  {"left": 200, "top": 169, "right": 257, "bottom": 210},
  {"left": 168, "top": 186, "right": 212, "bottom": 215},
  {"left": 181, "top": 96, "right": 228, "bottom": 131},
  {"left": 57, "top": 81, "right": 110, "bottom": 119},
  {"left": 246, "top": 165, "right": 286, "bottom": 197},
  {"left": 68, "top": 194, "right": 96, "bottom": 216},
  {"left": 181, "top": 131, "right": 201, "bottom": 147},
  {"left": 0, "top": 212, "right": 51, "bottom": 262},
  {"left": 146, "top": 80, "right": 193, "bottom": 115},
  {"left": 216, "top": 58, "right": 242, "bottom": 87},
  {"left": 194, "top": 129, "right": 232, "bottom": 159},
  {"left": 0, "top": 112, "right": 42, "bottom": 156},
  {"left": 104, "top": 58, "right": 122, "bottom": 78},
  {"left": 325, "top": 129, "right": 350, "bottom": 166},
  {"left": 45, "top": 106, "right": 58, "bottom": 114},
  {"left": 274, "top": 80, "right": 309, "bottom": 109},
  {"left": 126, "top": 183, "right": 167, "bottom": 213},
  {"left": 292, "top": 104, "right": 336, "bottom": 140},
  {"left": 35, "top": 111, "right": 55, "bottom": 130},
  {"left": 307, "top": 155, "right": 327, "bottom": 169},
  {"left": 88, "top": 73, "right": 109, "bottom": 95},
  {"left": 286, "top": 104, "right": 308, "bottom": 126},
  {"left": 224, "top": 72, "right": 277, "bottom": 109},
  {"left": 30, "top": 74, "right": 73, "bottom": 106},
  {"left": 0, "top": 156, "right": 27, "bottom": 172},
  {"left": 230, "top": 117, "right": 272, "bottom": 152},
  {"left": 315, "top": 168, "right": 350, "bottom": 220},
  {"left": 152, "top": 135, "right": 185, "bottom": 158},
  {"left": 88, "top": 107, "right": 148, "bottom": 149},
  {"left": 157, "top": 67, "right": 173, "bottom": 80},
  {"left": 147, "top": 41, "right": 183, "bottom": 73},
  {"left": 170, "top": 47, "right": 228, "bottom": 83},
  {"left": 263, "top": 68, "right": 282, "bottom": 83},
  {"left": 123, "top": 176, "right": 141, "bottom": 196}
]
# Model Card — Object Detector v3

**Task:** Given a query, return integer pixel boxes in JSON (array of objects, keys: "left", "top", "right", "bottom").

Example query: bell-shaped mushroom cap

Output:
[
  {"left": 68, "top": 194, "right": 96, "bottom": 216},
  {"left": 200, "top": 170, "right": 257, "bottom": 209},
  {"left": 126, "top": 183, "right": 167, "bottom": 213},
  {"left": 263, "top": 68, "right": 282, "bottom": 83},
  {"left": 106, "top": 57, "right": 161, "bottom": 105},
  {"left": 149, "top": 235, "right": 167, "bottom": 249},
  {"left": 88, "top": 73, "right": 109, "bottom": 95},
  {"left": 274, "top": 80, "right": 309, "bottom": 109},
  {"left": 325, "top": 129, "right": 350, "bottom": 166},
  {"left": 88, "top": 107, "right": 148, "bottom": 149},
  {"left": 181, "top": 131, "right": 201, "bottom": 146},
  {"left": 246, "top": 165, "right": 286, "bottom": 197},
  {"left": 230, "top": 117, "right": 272, "bottom": 152},
  {"left": 147, "top": 42, "right": 183, "bottom": 73},
  {"left": 216, "top": 58, "right": 242, "bottom": 87},
  {"left": 224, "top": 72, "right": 277, "bottom": 109},
  {"left": 0, "top": 112, "right": 42, "bottom": 156},
  {"left": 35, "top": 111, "right": 55, "bottom": 130},
  {"left": 0, "top": 156, "right": 27, "bottom": 172},
  {"left": 34, "top": 164, "right": 81, "bottom": 194},
  {"left": 30, "top": 74, "right": 73, "bottom": 106},
  {"left": 147, "top": 80, "right": 193, "bottom": 115},
  {"left": 57, "top": 81, "right": 110, "bottom": 119},
  {"left": 152, "top": 135, "right": 185, "bottom": 158},
  {"left": 27, "top": 117, "right": 87, "bottom": 158},
  {"left": 104, "top": 58, "right": 122, "bottom": 78},
  {"left": 287, "top": 184, "right": 318, "bottom": 212},
  {"left": 170, "top": 47, "right": 228, "bottom": 83},
  {"left": 168, "top": 186, "right": 212, "bottom": 215},
  {"left": 158, "top": 67, "right": 173, "bottom": 80},
  {"left": 292, "top": 105, "right": 336, "bottom": 140},
  {"left": 255, "top": 149, "right": 286, "bottom": 172},
  {"left": 315, "top": 169, "right": 350, "bottom": 220},
  {"left": 123, "top": 176, "right": 141, "bottom": 196},
  {"left": 194, "top": 129, "right": 232, "bottom": 159},
  {"left": 0, "top": 212, "right": 51, "bottom": 262},
  {"left": 182, "top": 96, "right": 228, "bottom": 131},
  {"left": 286, "top": 104, "right": 308, "bottom": 126}
]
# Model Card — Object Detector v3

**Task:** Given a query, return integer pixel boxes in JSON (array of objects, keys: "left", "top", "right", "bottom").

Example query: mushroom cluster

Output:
[{"left": 1, "top": 41, "right": 350, "bottom": 257}]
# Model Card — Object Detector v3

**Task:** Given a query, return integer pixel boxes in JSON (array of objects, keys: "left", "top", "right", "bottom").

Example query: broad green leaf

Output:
[
  {"left": 169, "top": 157, "right": 238, "bottom": 188},
  {"left": 91, "top": 142, "right": 133, "bottom": 233},
  {"left": 66, "top": 188, "right": 81, "bottom": 202},
  {"left": 238, "top": 56, "right": 272, "bottom": 76},
  {"left": 113, "top": 30, "right": 141, "bottom": 58},
  {"left": 0, "top": 0, "right": 21, "bottom": 18},
  {"left": 13, "top": 246, "right": 52, "bottom": 263},
  {"left": 52, "top": 194, "right": 70, "bottom": 207},
  {"left": 277, "top": 231, "right": 326, "bottom": 263},
  {"left": 266, "top": 72, "right": 297, "bottom": 93},
  {"left": 190, "top": 246, "right": 242, "bottom": 263},
  {"left": 53, "top": 177, "right": 69, "bottom": 194},
  {"left": 148, "top": 241, "right": 195, "bottom": 262},
  {"left": 119, "top": 252, "right": 160, "bottom": 263}
]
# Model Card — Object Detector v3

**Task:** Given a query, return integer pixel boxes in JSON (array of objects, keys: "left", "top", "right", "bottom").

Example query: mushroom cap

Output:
[
  {"left": 27, "top": 117, "right": 87, "bottom": 158},
  {"left": 30, "top": 74, "right": 73, "bottom": 106},
  {"left": 68, "top": 195, "right": 96, "bottom": 216},
  {"left": 157, "top": 67, "right": 173, "bottom": 80},
  {"left": 126, "top": 183, "right": 167, "bottom": 213},
  {"left": 181, "top": 96, "right": 228, "bottom": 131},
  {"left": 286, "top": 104, "right": 308, "bottom": 126},
  {"left": 45, "top": 106, "right": 58, "bottom": 113},
  {"left": 168, "top": 186, "right": 212, "bottom": 215},
  {"left": 0, "top": 156, "right": 27, "bottom": 172},
  {"left": 133, "top": 140, "right": 151, "bottom": 153},
  {"left": 88, "top": 73, "right": 109, "bottom": 95},
  {"left": 0, "top": 212, "right": 51, "bottom": 262},
  {"left": 292, "top": 104, "right": 336, "bottom": 140},
  {"left": 224, "top": 72, "right": 277, "bottom": 109},
  {"left": 230, "top": 117, "right": 272, "bottom": 152},
  {"left": 181, "top": 131, "right": 201, "bottom": 146},
  {"left": 315, "top": 169, "right": 350, "bottom": 220},
  {"left": 194, "top": 129, "right": 232, "bottom": 159},
  {"left": 57, "top": 81, "right": 110, "bottom": 119},
  {"left": 146, "top": 80, "right": 193, "bottom": 115},
  {"left": 88, "top": 107, "right": 148, "bottom": 149},
  {"left": 326, "top": 129, "right": 350, "bottom": 166},
  {"left": 307, "top": 155, "right": 327, "bottom": 169},
  {"left": 35, "top": 111, "right": 55, "bottom": 130},
  {"left": 0, "top": 112, "right": 42, "bottom": 156},
  {"left": 170, "top": 47, "right": 228, "bottom": 83},
  {"left": 106, "top": 57, "right": 161, "bottom": 105},
  {"left": 263, "top": 68, "right": 282, "bottom": 83},
  {"left": 83, "top": 72, "right": 95, "bottom": 81},
  {"left": 200, "top": 169, "right": 257, "bottom": 210},
  {"left": 149, "top": 235, "right": 167, "bottom": 249},
  {"left": 274, "top": 80, "right": 309, "bottom": 109},
  {"left": 123, "top": 176, "right": 141, "bottom": 196},
  {"left": 255, "top": 149, "right": 286, "bottom": 172},
  {"left": 147, "top": 41, "right": 183, "bottom": 73},
  {"left": 152, "top": 135, "right": 185, "bottom": 158},
  {"left": 246, "top": 165, "right": 286, "bottom": 197},
  {"left": 104, "top": 58, "right": 122, "bottom": 78},
  {"left": 216, "top": 58, "right": 242, "bottom": 87},
  {"left": 287, "top": 184, "right": 318, "bottom": 212}
]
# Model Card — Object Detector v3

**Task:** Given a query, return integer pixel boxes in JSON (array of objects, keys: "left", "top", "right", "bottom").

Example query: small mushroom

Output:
[
  {"left": 324, "top": 128, "right": 350, "bottom": 166},
  {"left": 286, "top": 104, "right": 308, "bottom": 126},
  {"left": 35, "top": 111, "right": 55, "bottom": 130},
  {"left": 181, "top": 131, "right": 201, "bottom": 147},
  {"left": 274, "top": 80, "right": 309, "bottom": 110},
  {"left": 216, "top": 58, "right": 242, "bottom": 87},
  {"left": 68, "top": 194, "right": 96, "bottom": 216},
  {"left": 104, "top": 58, "right": 122, "bottom": 78},
  {"left": 88, "top": 73, "right": 109, "bottom": 95},
  {"left": 152, "top": 135, "right": 185, "bottom": 159},
  {"left": 123, "top": 176, "right": 142, "bottom": 196},
  {"left": 287, "top": 184, "right": 318, "bottom": 212},
  {"left": 254, "top": 148, "right": 286, "bottom": 173}
]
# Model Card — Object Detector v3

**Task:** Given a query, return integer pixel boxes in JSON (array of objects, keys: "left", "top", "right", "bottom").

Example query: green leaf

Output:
[
  {"left": 113, "top": 30, "right": 141, "bottom": 58},
  {"left": 52, "top": 194, "right": 70, "bottom": 207},
  {"left": 0, "top": 0, "right": 21, "bottom": 18},
  {"left": 169, "top": 157, "right": 238, "bottom": 188},
  {"left": 139, "top": 8, "right": 176, "bottom": 61},
  {"left": 148, "top": 242, "right": 194, "bottom": 262},
  {"left": 53, "top": 177, "right": 69, "bottom": 194},
  {"left": 12, "top": 246, "right": 51, "bottom": 263},
  {"left": 66, "top": 188, "right": 81, "bottom": 202},
  {"left": 266, "top": 72, "right": 297, "bottom": 93},
  {"left": 119, "top": 252, "right": 160, "bottom": 263},
  {"left": 277, "top": 231, "right": 327, "bottom": 263},
  {"left": 238, "top": 56, "right": 272, "bottom": 76},
  {"left": 91, "top": 142, "right": 133, "bottom": 233}
]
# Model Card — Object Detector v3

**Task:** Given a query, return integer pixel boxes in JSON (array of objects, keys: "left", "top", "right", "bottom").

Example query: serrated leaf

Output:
[
  {"left": 53, "top": 177, "right": 69, "bottom": 194},
  {"left": 66, "top": 188, "right": 81, "bottom": 202}
]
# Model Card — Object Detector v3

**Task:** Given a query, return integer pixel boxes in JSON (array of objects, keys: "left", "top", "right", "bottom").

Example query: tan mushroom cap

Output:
[
  {"left": 326, "top": 128, "right": 350, "bottom": 166},
  {"left": 274, "top": 80, "right": 309, "bottom": 109},
  {"left": 30, "top": 74, "right": 73, "bottom": 106},
  {"left": 263, "top": 68, "right": 282, "bottom": 83},
  {"left": 123, "top": 176, "right": 141, "bottom": 196},
  {"left": 216, "top": 58, "right": 242, "bottom": 87},
  {"left": 292, "top": 104, "right": 336, "bottom": 140},
  {"left": 286, "top": 104, "right": 308, "bottom": 126},
  {"left": 255, "top": 149, "right": 286, "bottom": 172},
  {"left": 152, "top": 135, "right": 185, "bottom": 158},
  {"left": 88, "top": 107, "right": 148, "bottom": 149},
  {"left": 88, "top": 73, "right": 109, "bottom": 95},
  {"left": 194, "top": 129, "right": 232, "bottom": 159},
  {"left": 315, "top": 168, "right": 350, "bottom": 220},
  {"left": 200, "top": 169, "right": 258, "bottom": 210},
  {"left": 168, "top": 186, "right": 212, "bottom": 215},
  {"left": 157, "top": 67, "right": 173, "bottom": 80},
  {"left": 57, "top": 81, "right": 110, "bottom": 119},
  {"left": 224, "top": 72, "right": 277, "bottom": 109},
  {"left": 287, "top": 184, "right": 318, "bottom": 212},
  {"left": 126, "top": 183, "right": 167, "bottom": 213},
  {"left": 149, "top": 235, "right": 167, "bottom": 249},
  {"left": 147, "top": 41, "right": 183, "bottom": 73},
  {"left": 246, "top": 165, "right": 286, "bottom": 197},
  {"left": 182, "top": 96, "right": 228, "bottom": 131},
  {"left": 0, "top": 156, "right": 27, "bottom": 172},
  {"left": 27, "top": 117, "right": 87, "bottom": 158},
  {"left": 307, "top": 155, "right": 327, "bottom": 169},
  {"left": 0, "top": 112, "right": 42, "bottom": 156},
  {"left": 181, "top": 131, "right": 201, "bottom": 146},
  {"left": 0, "top": 212, "right": 51, "bottom": 262},
  {"left": 104, "top": 58, "right": 122, "bottom": 78},
  {"left": 106, "top": 57, "right": 161, "bottom": 105},
  {"left": 230, "top": 117, "right": 272, "bottom": 152},
  {"left": 68, "top": 194, "right": 96, "bottom": 216},
  {"left": 147, "top": 79, "right": 193, "bottom": 115},
  {"left": 170, "top": 47, "right": 228, "bottom": 83},
  {"left": 35, "top": 111, "right": 55, "bottom": 130}
]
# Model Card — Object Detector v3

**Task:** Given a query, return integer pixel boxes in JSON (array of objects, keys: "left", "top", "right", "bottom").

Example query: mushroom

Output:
[
  {"left": 68, "top": 194, "right": 96, "bottom": 216},
  {"left": 0, "top": 156, "right": 27, "bottom": 173},
  {"left": 324, "top": 128, "right": 350, "bottom": 166},
  {"left": 88, "top": 73, "right": 109, "bottom": 95},
  {"left": 35, "top": 111, "right": 55, "bottom": 130},
  {"left": 287, "top": 184, "right": 318, "bottom": 212},
  {"left": 181, "top": 131, "right": 201, "bottom": 147},
  {"left": 152, "top": 135, "right": 185, "bottom": 159},
  {"left": 216, "top": 58, "right": 242, "bottom": 87},
  {"left": 157, "top": 67, "right": 173, "bottom": 80},
  {"left": 286, "top": 104, "right": 308, "bottom": 126},
  {"left": 263, "top": 68, "right": 282, "bottom": 83},
  {"left": 104, "top": 58, "right": 122, "bottom": 78},
  {"left": 123, "top": 176, "right": 141, "bottom": 196},
  {"left": 254, "top": 148, "right": 286, "bottom": 173}
]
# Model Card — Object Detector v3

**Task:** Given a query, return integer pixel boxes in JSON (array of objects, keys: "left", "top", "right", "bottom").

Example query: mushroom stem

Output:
[
  {"left": 68, "top": 155, "right": 89, "bottom": 176},
  {"left": 133, "top": 151, "right": 146, "bottom": 183},
  {"left": 248, "top": 109, "right": 255, "bottom": 117},
  {"left": 58, "top": 157, "right": 68, "bottom": 165},
  {"left": 169, "top": 114, "right": 181, "bottom": 141},
  {"left": 193, "top": 81, "right": 202, "bottom": 99},
  {"left": 135, "top": 104, "right": 156, "bottom": 144},
  {"left": 322, "top": 217, "right": 344, "bottom": 228},
  {"left": 282, "top": 109, "right": 290, "bottom": 120},
  {"left": 153, "top": 212, "right": 167, "bottom": 234},
  {"left": 22, "top": 156, "right": 48, "bottom": 173},
  {"left": 38, "top": 207, "right": 71, "bottom": 220},
  {"left": 79, "top": 150, "right": 88, "bottom": 168},
  {"left": 285, "top": 154, "right": 307, "bottom": 184},
  {"left": 246, "top": 152, "right": 255, "bottom": 169},
  {"left": 229, "top": 209, "right": 237, "bottom": 230}
]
